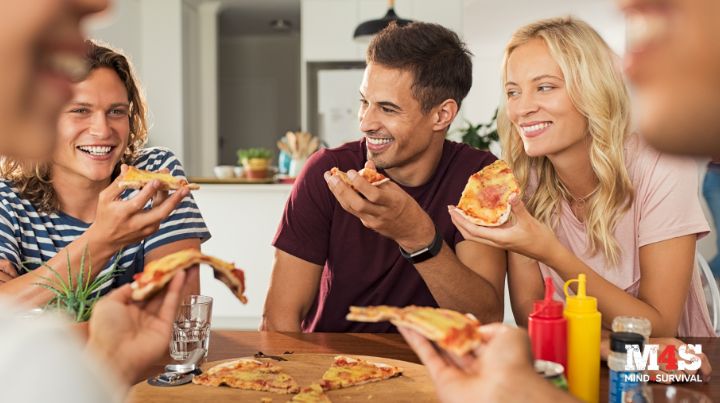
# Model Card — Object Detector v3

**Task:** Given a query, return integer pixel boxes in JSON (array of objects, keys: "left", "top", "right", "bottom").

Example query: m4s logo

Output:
[{"left": 624, "top": 344, "right": 702, "bottom": 371}]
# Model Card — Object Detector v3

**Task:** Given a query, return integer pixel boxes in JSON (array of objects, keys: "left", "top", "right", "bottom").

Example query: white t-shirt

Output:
[{"left": 0, "top": 299, "right": 125, "bottom": 403}]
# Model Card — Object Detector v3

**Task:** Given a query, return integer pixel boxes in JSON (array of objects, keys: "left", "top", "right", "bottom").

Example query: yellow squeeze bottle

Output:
[{"left": 564, "top": 274, "right": 601, "bottom": 403}]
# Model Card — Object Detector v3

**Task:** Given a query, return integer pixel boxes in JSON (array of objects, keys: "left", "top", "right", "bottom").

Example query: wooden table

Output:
[{"left": 134, "top": 332, "right": 719, "bottom": 402}]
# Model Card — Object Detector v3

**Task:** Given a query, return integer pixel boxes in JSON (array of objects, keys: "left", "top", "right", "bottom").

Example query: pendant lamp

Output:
[{"left": 353, "top": 0, "right": 413, "bottom": 43}]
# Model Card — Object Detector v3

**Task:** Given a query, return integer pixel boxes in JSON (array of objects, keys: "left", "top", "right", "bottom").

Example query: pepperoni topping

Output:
[{"left": 478, "top": 184, "right": 506, "bottom": 208}]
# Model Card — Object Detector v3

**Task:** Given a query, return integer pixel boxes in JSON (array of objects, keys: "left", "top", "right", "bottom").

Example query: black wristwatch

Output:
[{"left": 399, "top": 227, "right": 443, "bottom": 264}]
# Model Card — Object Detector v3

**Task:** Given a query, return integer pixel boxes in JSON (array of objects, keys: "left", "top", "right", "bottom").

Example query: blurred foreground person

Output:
[{"left": 0, "top": 1, "right": 192, "bottom": 402}]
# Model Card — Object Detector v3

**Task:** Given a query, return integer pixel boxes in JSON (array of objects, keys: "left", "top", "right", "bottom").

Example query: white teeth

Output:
[
  {"left": 46, "top": 52, "right": 90, "bottom": 82},
  {"left": 78, "top": 146, "right": 112, "bottom": 156},
  {"left": 522, "top": 122, "right": 551, "bottom": 134},
  {"left": 367, "top": 137, "right": 393, "bottom": 145},
  {"left": 626, "top": 12, "right": 668, "bottom": 51}
]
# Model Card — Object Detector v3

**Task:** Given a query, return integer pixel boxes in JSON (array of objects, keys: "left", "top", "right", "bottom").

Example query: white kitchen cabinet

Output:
[
  {"left": 192, "top": 184, "right": 293, "bottom": 329},
  {"left": 302, "top": 0, "right": 359, "bottom": 61},
  {"left": 302, "top": 0, "right": 463, "bottom": 63}
]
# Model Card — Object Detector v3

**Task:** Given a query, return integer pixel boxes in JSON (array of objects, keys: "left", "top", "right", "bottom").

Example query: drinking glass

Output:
[{"left": 169, "top": 295, "right": 213, "bottom": 361}]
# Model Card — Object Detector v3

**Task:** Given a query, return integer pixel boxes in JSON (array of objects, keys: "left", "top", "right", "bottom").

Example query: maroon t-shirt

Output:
[{"left": 272, "top": 139, "right": 496, "bottom": 332}]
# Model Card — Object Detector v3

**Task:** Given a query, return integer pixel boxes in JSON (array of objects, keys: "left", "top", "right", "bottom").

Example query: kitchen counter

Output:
[{"left": 191, "top": 183, "right": 293, "bottom": 329}]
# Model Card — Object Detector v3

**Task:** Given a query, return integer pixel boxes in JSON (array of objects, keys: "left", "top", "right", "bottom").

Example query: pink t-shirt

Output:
[{"left": 538, "top": 135, "right": 714, "bottom": 337}]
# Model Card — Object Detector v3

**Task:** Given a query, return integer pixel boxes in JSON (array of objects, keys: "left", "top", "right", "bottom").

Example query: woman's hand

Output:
[
  {"left": 448, "top": 196, "right": 558, "bottom": 262},
  {"left": 88, "top": 165, "right": 189, "bottom": 251}
]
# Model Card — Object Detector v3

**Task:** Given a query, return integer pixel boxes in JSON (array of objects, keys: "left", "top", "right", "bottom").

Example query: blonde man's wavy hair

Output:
[
  {"left": 0, "top": 40, "right": 148, "bottom": 213},
  {"left": 498, "top": 17, "right": 633, "bottom": 266}
]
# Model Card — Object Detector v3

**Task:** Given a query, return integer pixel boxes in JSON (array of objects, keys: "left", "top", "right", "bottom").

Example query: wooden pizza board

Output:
[{"left": 128, "top": 354, "right": 438, "bottom": 403}]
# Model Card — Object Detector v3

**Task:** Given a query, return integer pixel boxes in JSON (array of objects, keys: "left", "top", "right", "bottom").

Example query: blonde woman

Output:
[
  {"left": 0, "top": 40, "right": 210, "bottom": 306},
  {"left": 449, "top": 17, "right": 714, "bottom": 338}
]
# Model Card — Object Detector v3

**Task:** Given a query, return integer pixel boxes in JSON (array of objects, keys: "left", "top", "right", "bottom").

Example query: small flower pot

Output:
[{"left": 242, "top": 158, "right": 271, "bottom": 179}]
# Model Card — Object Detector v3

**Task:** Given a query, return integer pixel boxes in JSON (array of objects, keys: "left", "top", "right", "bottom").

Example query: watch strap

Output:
[{"left": 399, "top": 227, "right": 443, "bottom": 264}]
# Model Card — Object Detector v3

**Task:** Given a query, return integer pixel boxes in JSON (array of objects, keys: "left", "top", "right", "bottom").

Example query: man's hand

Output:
[
  {"left": 86, "top": 271, "right": 186, "bottom": 385},
  {"left": 399, "top": 323, "right": 575, "bottom": 403},
  {"left": 88, "top": 164, "right": 189, "bottom": 251},
  {"left": 323, "top": 161, "right": 435, "bottom": 251}
]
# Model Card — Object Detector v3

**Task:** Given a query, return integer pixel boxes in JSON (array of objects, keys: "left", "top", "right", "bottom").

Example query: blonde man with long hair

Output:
[
  {"left": 0, "top": 40, "right": 210, "bottom": 307},
  {"left": 449, "top": 17, "right": 713, "bottom": 338}
]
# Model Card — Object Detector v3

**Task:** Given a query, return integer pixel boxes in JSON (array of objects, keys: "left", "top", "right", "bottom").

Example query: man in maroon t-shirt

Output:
[{"left": 262, "top": 22, "right": 506, "bottom": 332}]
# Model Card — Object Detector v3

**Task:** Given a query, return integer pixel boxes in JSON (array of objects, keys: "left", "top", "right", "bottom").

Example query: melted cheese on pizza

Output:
[
  {"left": 457, "top": 160, "right": 520, "bottom": 226},
  {"left": 319, "top": 356, "right": 402, "bottom": 390}
]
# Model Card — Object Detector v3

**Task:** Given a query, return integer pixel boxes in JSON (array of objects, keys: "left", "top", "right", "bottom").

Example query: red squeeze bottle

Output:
[{"left": 528, "top": 277, "right": 567, "bottom": 371}]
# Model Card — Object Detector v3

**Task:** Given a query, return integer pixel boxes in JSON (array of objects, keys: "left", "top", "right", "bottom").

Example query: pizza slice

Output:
[
  {"left": 287, "top": 384, "right": 331, "bottom": 403},
  {"left": 192, "top": 359, "right": 300, "bottom": 394},
  {"left": 455, "top": 159, "right": 520, "bottom": 226},
  {"left": 118, "top": 166, "right": 200, "bottom": 191},
  {"left": 318, "top": 355, "right": 402, "bottom": 391},
  {"left": 130, "top": 248, "right": 247, "bottom": 303},
  {"left": 329, "top": 167, "right": 390, "bottom": 187},
  {"left": 347, "top": 306, "right": 483, "bottom": 356}
]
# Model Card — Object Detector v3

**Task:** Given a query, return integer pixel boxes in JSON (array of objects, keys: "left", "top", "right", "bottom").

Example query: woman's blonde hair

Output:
[
  {"left": 0, "top": 40, "right": 148, "bottom": 213},
  {"left": 498, "top": 17, "right": 633, "bottom": 266}
]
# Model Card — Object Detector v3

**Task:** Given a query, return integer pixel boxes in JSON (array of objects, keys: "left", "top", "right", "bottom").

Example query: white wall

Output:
[
  {"left": 218, "top": 34, "right": 301, "bottom": 165},
  {"left": 85, "top": 0, "right": 143, "bottom": 74},
  {"left": 140, "top": 0, "right": 185, "bottom": 160},
  {"left": 461, "top": 0, "right": 626, "bottom": 124},
  {"left": 86, "top": 0, "right": 194, "bottom": 170}
]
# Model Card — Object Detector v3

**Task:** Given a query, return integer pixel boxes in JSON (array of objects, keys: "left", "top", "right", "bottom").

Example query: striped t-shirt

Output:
[{"left": 0, "top": 147, "right": 211, "bottom": 295}]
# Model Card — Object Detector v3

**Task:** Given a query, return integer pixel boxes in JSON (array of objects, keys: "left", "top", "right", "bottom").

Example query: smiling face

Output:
[
  {"left": 619, "top": 0, "right": 720, "bottom": 155},
  {"left": 504, "top": 39, "right": 588, "bottom": 159},
  {"left": 358, "top": 62, "right": 443, "bottom": 171},
  {"left": 0, "top": 0, "right": 107, "bottom": 160},
  {"left": 52, "top": 67, "right": 130, "bottom": 185}
]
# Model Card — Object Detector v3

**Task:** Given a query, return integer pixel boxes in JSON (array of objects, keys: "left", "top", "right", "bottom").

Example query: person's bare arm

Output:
[
  {"left": 0, "top": 175, "right": 188, "bottom": 306},
  {"left": 413, "top": 240, "right": 506, "bottom": 323},
  {"left": 451, "top": 197, "right": 698, "bottom": 336},
  {"left": 144, "top": 238, "right": 201, "bottom": 298},
  {"left": 261, "top": 249, "right": 323, "bottom": 332},
  {"left": 543, "top": 235, "right": 695, "bottom": 335},
  {"left": 507, "top": 252, "right": 544, "bottom": 327}
]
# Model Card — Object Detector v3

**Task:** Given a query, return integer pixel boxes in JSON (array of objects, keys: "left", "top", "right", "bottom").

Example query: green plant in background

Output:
[
  {"left": 453, "top": 109, "right": 499, "bottom": 150},
  {"left": 237, "top": 147, "right": 274, "bottom": 164},
  {"left": 29, "top": 247, "right": 123, "bottom": 322}
]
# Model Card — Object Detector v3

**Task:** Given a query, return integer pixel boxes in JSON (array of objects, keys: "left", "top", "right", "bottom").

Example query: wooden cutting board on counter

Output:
[{"left": 128, "top": 354, "right": 438, "bottom": 403}]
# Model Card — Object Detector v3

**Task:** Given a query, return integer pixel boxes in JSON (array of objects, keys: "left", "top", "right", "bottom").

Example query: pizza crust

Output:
[
  {"left": 193, "top": 359, "right": 300, "bottom": 394},
  {"left": 453, "top": 205, "right": 512, "bottom": 227},
  {"left": 347, "top": 306, "right": 483, "bottom": 356},
  {"left": 319, "top": 355, "right": 403, "bottom": 391},
  {"left": 330, "top": 167, "right": 389, "bottom": 187},
  {"left": 119, "top": 166, "right": 200, "bottom": 191}
]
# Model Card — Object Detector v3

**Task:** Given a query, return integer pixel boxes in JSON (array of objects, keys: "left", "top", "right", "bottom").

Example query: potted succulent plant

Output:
[
  {"left": 237, "top": 148, "right": 274, "bottom": 179},
  {"left": 452, "top": 109, "right": 499, "bottom": 151},
  {"left": 30, "top": 247, "right": 123, "bottom": 336}
]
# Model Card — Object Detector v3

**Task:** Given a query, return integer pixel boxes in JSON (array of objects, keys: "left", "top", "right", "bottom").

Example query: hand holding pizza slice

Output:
[
  {"left": 119, "top": 166, "right": 200, "bottom": 191},
  {"left": 347, "top": 305, "right": 483, "bottom": 356},
  {"left": 455, "top": 160, "right": 520, "bottom": 227},
  {"left": 329, "top": 166, "right": 390, "bottom": 188},
  {"left": 130, "top": 248, "right": 247, "bottom": 303}
]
